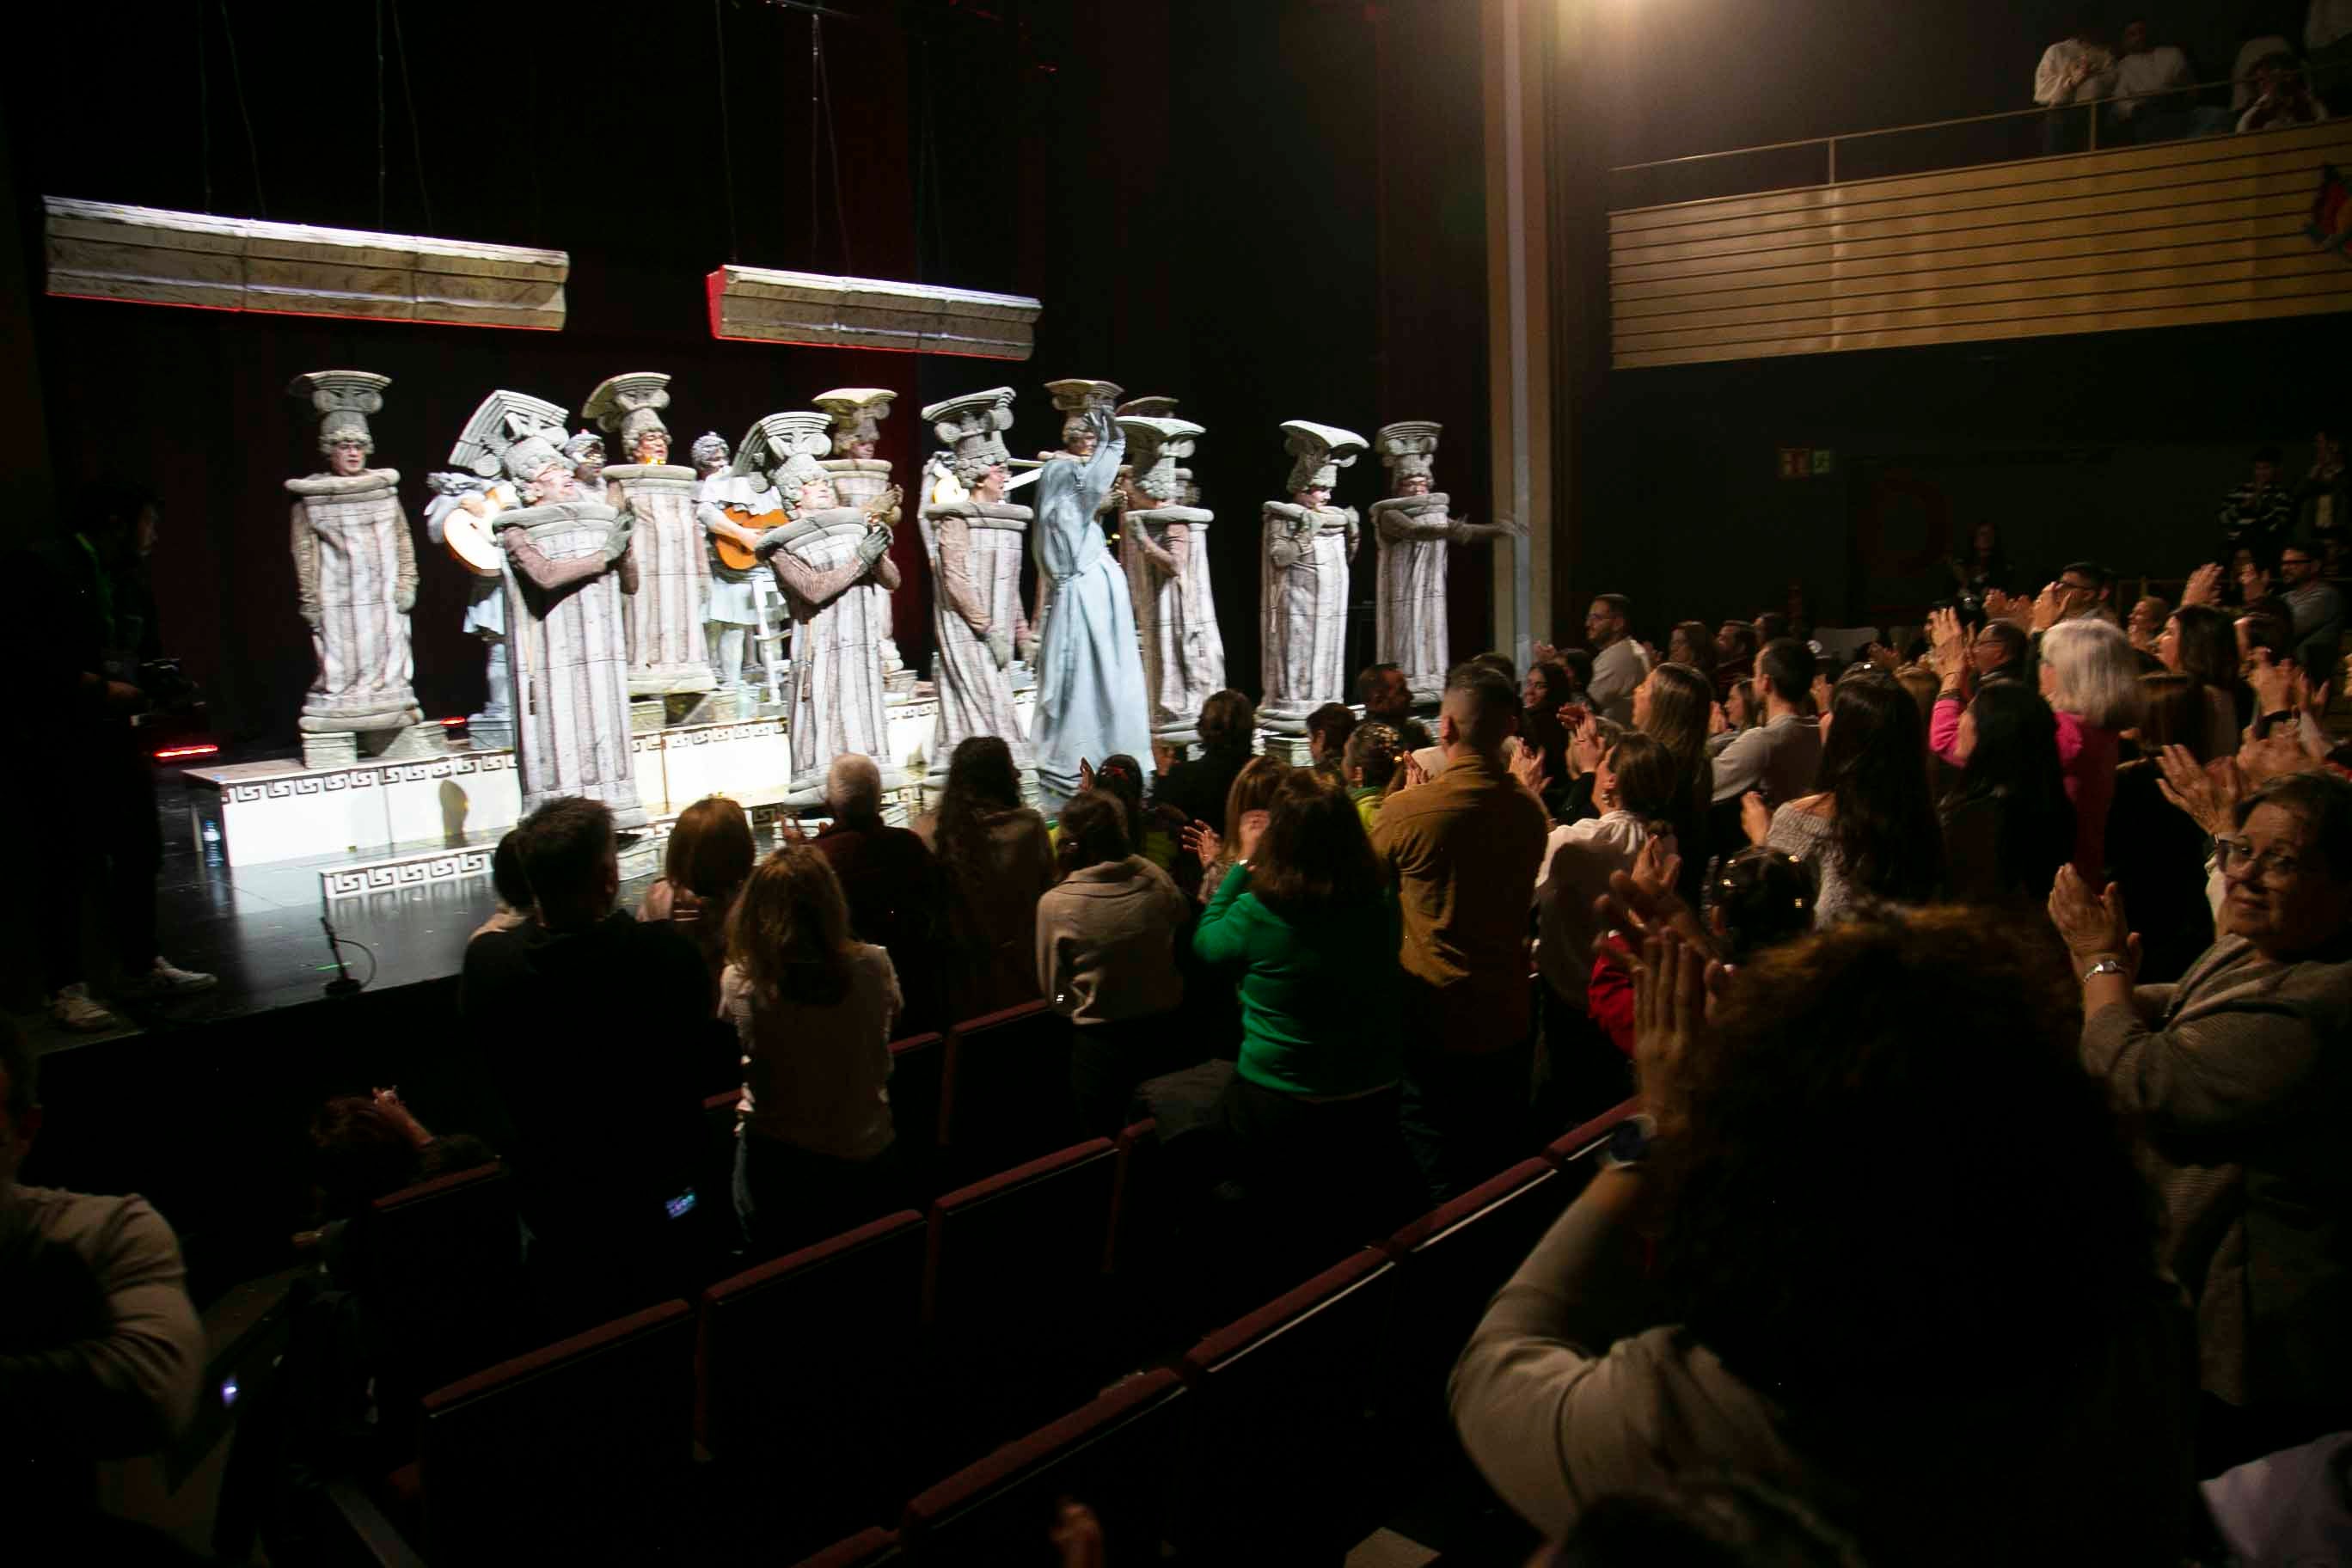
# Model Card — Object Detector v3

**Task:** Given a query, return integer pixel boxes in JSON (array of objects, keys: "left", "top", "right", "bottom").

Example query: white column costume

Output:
[
  {"left": 1371, "top": 420, "right": 1519, "bottom": 707},
  {"left": 919, "top": 388, "right": 1034, "bottom": 793},
  {"left": 585, "top": 373, "right": 714, "bottom": 701},
  {"left": 1259, "top": 421, "right": 1366, "bottom": 736},
  {"left": 733, "top": 413, "right": 905, "bottom": 801},
  {"left": 814, "top": 388, "right": 910, "bottom": 689},
  {"left": 452, "top": 390, "right": 646, "bottom": 828},
  {"left": 285, "top": 371, "right": 423, "bottom": 738},
  {"left": 1118, "top": 413, "right": 1222, "bottom": 749}
]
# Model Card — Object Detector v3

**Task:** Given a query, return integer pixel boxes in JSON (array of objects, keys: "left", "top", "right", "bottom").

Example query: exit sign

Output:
[{"left": 1778, "top": 447, "right": 1835, "bottom": 479}]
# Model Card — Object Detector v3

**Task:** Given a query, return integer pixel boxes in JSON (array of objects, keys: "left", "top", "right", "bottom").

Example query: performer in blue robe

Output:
[{"left": 1029, "top": 408, "right": 1152, "bottom": 812}]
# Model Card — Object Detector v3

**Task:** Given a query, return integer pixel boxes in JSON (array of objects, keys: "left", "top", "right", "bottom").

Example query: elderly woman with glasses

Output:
[{"left": 2049, "top": 769, "right": 2352, "bottom": 1476}]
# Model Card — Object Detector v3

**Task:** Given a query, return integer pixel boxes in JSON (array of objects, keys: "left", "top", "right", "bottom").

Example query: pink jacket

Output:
[{"left": 1932, "top": 695, "right": 2116, "bottom": 879}]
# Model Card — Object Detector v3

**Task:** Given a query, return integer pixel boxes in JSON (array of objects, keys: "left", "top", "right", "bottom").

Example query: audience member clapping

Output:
[
  {"left": 1155, "top": 688, "right": 1259, "bottom": 836},
  {"left": 1744, "top": 671, "right": 1943, "bottom": 922},
  {"left": 1936, "top": 680, "right": 2075, "bottom": 908},
  {"left": 1708, "top": 638, "right": 1821, "bottom": 812},
  {"left": 1082, "top": 753, "right": 1180, "bottom": 868},
  {"left": 1583, "top": 595, "right": 1651, "bottom": 724},
  {"left": 1038, "top": 788, "right": 1190, "bottom": 1136},
  {"left": 2037, "top": 616, "right": 2145, "bottom": 878},
  {"left": 639, "top": 793, "right": 756, "bottom": 991},
  {"left": 811, "top": 754, "right": 946, "bottom": 1029},
  {"left": 1374, "top": 665, "right": 1550, "bottom": 1199},
  {"left": 1451, "top": 910, "right": 2198, "bottom": 1563},
  {"left": 469, "top": 829, "right": 532, "bottom": 943},
  {"left": 2157, "top": 594, "right": 2247, "bottom": 753},
  {"left": 1180, "top": 752, "right": 1289, "bottom": 904},
  {"left": 921, "top": 736, "right": 1056, "bottom": 1017},
  {"left": 1343, "top": 720, "right": 1405, "bottom": 830},
  {"left": 1631, "top": 661, "right": 1717, "bottom": 901},
  {"left": 2104, "top": 674, "right": 2221, "bottom": 982},
  {"left": 2053, "top": 769, "right": 2352, "bottom": 1474},
  {"left": 722, "top": 844, "right": 902, "bottom": 1254}
]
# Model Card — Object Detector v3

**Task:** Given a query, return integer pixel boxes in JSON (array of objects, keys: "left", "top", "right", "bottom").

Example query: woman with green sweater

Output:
[{"left": 1193, "top": 767, "right": 1415, "bottom": 1249}]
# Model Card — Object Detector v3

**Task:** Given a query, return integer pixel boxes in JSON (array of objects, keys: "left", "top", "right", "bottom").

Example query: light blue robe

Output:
[{"left": 1029, "top": 429, "right": 1153, "bottom": 812}]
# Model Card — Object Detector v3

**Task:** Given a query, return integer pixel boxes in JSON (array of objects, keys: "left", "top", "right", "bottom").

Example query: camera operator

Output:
[{"left": 9, "top": 484, "right": 215, "bottom": 1032}]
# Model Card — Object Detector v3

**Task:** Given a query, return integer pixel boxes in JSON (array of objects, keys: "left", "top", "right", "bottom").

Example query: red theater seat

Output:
[
  {"left": 792, "top": 1525, "right": 902, "bottom": 1566},
  {"left": 1545, "top": 1097, "right": 1640, "bottom": 1168},
  {"left": 922, "top": 1138, "right": 1119, "bottom": 1467},
  {"left": 416, "top": 1300, "right": 695, "bottom": 1566},
  {"left": 886, "top": 1031, "right": 946, "bottom": 1170},
  {"left": 697, "top": 1210, "right": 928, "bottom": 1557},
  {"left": 1175, "top": 1248, "right": 1403, "bottom": 1562},
  {"left": 937, "top": 1001, "right": 1076, "bottom": 1173},
  {"left": 900, "top": 1368, "right": 1186, "bottom": 1562},
  {"left": 353, "top": 1162, "right": 526, "bottom": 1437}
]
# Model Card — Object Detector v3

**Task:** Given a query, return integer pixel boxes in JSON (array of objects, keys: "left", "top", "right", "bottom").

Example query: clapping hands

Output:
[
  {"left": 1926, "top": 606, "right": 1973, "bottom": 683},
  {"left": 2179, "top": 563, "right": 2223, "bottom": 608}
]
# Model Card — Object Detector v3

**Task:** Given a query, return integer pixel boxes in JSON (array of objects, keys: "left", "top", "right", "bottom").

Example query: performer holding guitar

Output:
[{"left": 691, "top": 432, "right": 769, "bottom": 703}]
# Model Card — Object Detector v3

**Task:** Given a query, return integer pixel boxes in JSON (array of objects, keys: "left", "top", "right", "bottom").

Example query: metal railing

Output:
[{"left": 1605, "top": 75, "right": 2290, "bottom": 211}]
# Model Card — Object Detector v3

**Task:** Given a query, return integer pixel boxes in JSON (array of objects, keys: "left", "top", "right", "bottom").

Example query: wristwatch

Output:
[
  {"left": 1600, "top": 1112, "right": 1657, "bottom": 1172},
  {"left": 2080, "top": 957, "right": 2128, "bottom": 984}
]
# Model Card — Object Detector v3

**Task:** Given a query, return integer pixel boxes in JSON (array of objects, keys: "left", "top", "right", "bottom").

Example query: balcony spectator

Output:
[
  {"left": 2221, "top": 446, "right": 2297, "bottom": 569},
  {"left": 1583, "top": 595, "right": 1651, "bottom": 726},
  {"left": 2309, "top": 0, "right": 2352, "bottom": 105},
  {"left": 2297, "top": 426, "right": 2349, "bottom": 571},
  {"left": 2238, "top": 55, "right": 2331, "bottom": 129},
  {"left": 2035, "top": 17, "right": 2118, "bottom": 152},
  {"left": 2234, "top": 32, "right": 2296, "bottom": 110},
  {"left": 2277, "top": 542, "right": 2345, "bottom": 676},
  {"left": 2108, "top": 18, "right": 2196, "bottom": 141},
  {"left": 1949, "top": 519, "right": 2015, "bottom": 606},
  {"left": 2053, "top": 769, "right": 2352, "bottom": 1473}
]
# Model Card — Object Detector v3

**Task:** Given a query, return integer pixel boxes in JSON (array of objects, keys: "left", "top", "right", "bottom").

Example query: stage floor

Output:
[{"left": 15, "top": 769, "right": 677, "bottom": 1060}]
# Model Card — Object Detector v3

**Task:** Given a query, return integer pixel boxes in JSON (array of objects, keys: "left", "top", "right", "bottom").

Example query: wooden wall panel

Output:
[{"left": 1609, "top": 122, "right": 2352, "bottom": 368}]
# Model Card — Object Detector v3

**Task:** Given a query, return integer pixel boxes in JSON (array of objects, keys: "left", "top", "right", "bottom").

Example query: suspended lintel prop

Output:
[
  {"left": 706, "top": 265, "right": 1039, "bottom": 359},
  {"left": 42, "top": 198, "right": 568, "bottom": 331}
]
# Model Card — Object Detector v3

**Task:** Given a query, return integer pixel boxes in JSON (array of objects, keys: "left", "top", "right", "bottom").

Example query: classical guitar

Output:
[
  {"left": 715, "top": 505, "right": 782, "bottom": 572},
  {"left": 442, "top": 499, "right": 505, "bottom": 578}
]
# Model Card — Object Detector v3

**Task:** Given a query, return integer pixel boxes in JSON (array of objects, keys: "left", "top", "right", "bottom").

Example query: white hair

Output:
[
  {"left": 826, "top": 753, "right": 883, "bottom": 819},
  {"left": 2039, "top": 618, "right": 2143, "bottom": 730}
]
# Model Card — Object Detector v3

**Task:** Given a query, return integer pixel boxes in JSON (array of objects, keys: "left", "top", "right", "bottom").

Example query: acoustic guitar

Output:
[
  {"left": 715, "top": 505, "right": 782, "bottom": 572},
  {"left": 443, "top": 499, "right": 505, "bottom": 578}
]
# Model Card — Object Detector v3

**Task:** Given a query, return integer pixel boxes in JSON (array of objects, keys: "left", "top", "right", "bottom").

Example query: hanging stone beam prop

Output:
[
  {"left": 43, "top": 198, "right": 568, "bottom": 330},
  {"left": 705, "top": 266, "right": 1039, "bottom": 359}
]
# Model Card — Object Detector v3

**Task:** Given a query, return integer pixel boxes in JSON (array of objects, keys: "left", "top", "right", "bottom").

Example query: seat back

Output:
[
  {"left": 698, "top": 1210, "right": 928, "bottom": 1556},
  {"left": 418, "top": 1300, "right": 695, "bottom": 1566},
  {"left": 1382, "top": 1157, "right": 1577, "bottom": 1442},
  {"left": 901, "top": 1369, "right": 1186, "bottom": 1563},
  {"left": 792, "top": 1527, "right": 901, "bottom": 1567},
  {"left": 938, "top": 1001, "right": 1075, "bottom": 1173},
  {"left": 922, "top": 1138, "right": 1119, "bottom": 1468},
  {"left": 353, "top": 1163, "right": 527, "bottom": 1416},
  {"left": 887, "top": 1032, "right": 946, "bottom": 1191},
  {"left": 1176, "top": 1249, "right": 1402, "bottom": 1562},
  {"left": 1544, "top": 1098, "right": 1639, "bottom": 1169}
]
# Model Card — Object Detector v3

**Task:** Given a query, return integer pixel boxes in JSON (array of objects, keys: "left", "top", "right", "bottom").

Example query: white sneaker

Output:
[
  {"left": 52, "top": 983, "right": 125, "bottom": 1032},
  {"left": 135, "top": 957, "right": 218, "bottom": 995}
]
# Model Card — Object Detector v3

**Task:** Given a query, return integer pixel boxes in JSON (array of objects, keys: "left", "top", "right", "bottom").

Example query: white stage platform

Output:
[{"left": 186, "top": 687, "right": 1032, "bottom": 875}]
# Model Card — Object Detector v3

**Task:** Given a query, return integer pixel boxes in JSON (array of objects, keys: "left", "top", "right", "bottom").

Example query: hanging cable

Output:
[
  {"left": 807, "top": 12, "right": 822, "bottom": 268},
  {"left": 374, "top": 0, "right": 388, "bottom": 229},
  {"left": 715, "top": 0, "right": 740, "bottom": 263},
  {"left": 813, "top": 11, "right": 851, "bottom": 273},
  {"left": 196, "top": 1, "right": 213, "bottom": 213},
  {"left": 389, "top": 0, "right": 433, "bottom": 234},
  {"left": 217, "top": 0, "right": 267, "bottom": 218}
]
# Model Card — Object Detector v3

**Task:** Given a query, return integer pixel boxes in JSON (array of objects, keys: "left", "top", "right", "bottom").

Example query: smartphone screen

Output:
[{"left": 665, "top": 1188, "right": 697, "bottom": 1222}]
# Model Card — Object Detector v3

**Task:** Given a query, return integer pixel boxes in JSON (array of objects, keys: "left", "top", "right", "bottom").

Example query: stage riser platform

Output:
[{"left": 187, "top": 691, "right": 1027, "bottom": 867}]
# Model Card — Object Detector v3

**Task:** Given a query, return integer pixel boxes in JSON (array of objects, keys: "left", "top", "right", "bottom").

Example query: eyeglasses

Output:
[{"left": 2214, "top": 835, "right": 2304, "bottom": 883}]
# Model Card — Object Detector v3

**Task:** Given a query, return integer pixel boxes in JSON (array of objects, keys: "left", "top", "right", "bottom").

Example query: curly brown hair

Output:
[
  {"left": 1653, "top": 907, "right": 2157, "bottom": 1411},
  {"left": 1247, "top": 768, "right": 1384, "bottom": 915}
]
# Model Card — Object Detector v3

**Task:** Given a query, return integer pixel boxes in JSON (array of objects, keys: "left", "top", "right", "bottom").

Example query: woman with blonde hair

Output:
[
  {"left": 1179, "top": 754, "right": 1291, "bottom": 904},
  {"left": 2038, "top": 617, "right": 2145, "bottom": 880},
  {"left": 722, "top": 844, "right": 901, "bottom": 1253}
]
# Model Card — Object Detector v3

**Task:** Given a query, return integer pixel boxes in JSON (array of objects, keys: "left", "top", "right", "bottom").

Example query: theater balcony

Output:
[{"left": 1607, "top": 110, "right": 2352, "bottom": 370}]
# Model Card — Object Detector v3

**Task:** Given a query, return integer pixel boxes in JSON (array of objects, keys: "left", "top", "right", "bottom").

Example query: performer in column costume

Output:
[
  {"left": 1259, "top": 421, "right": 1366, "bottom": 736},
  {"left": 813, "top": 388, "right": 911, "bottom": 689},
  {"left": 1025, "top": 379, "right": 1124, "bottom": 665},
  {"left": 286, "top": 371, "right": 423, "bottom": 738},
  {"left": 1117, "top": 411, "right": 1222, "bottom": 750},
  {"left": 452, "top": 390, "right": 646, "bottom": 828},
  {"left": 585, "top": 373, "right": 714, "bottom": 701},
  {"left": 1372, "top": 421, "right": 1520, "bottom": 707},
  {"left": 563, "top": 431, "right": 607, "bottom": 505},
  {"left": 422, "top": 464, "right": 519, "bottom": 742},
  {"left": 1029, "top": 383, "right": 1152, "bottom": 810},
  {"left": 692, "top": 429, "right": 770, "bottom": 702},
  {"left": 919, "top": 388, "right": 1034, "bottom": 794},
  {"left": 732, "top": 412, "right": 905, "bottom": 800}
]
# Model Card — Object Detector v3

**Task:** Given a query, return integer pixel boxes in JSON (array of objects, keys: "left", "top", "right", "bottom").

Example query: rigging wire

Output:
[
  {"left": 217, "top": 0, "right": 267, "bottom": 218},
  {"left": 813, "top": 11, "right": 851, "bottom": 273},
  {"left": 374, "top": 0, "right": 388, "bottom": 229},
  {"left": 389, "top": 0, "right": 433, "bottom": 234},
  {"left": 808, "top": 12, "right": 821, "bottom": 268},
  {"left": 196, "top": 1, "right": 213, "bottom": 213},
  {"left": 716, "top": 0, "right": 741, "bottom": 263}
]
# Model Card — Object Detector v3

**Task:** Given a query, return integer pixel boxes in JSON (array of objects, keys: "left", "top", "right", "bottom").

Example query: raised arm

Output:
[{"left": 1074, "top": 412, "right": 1126, "bottom": 517}]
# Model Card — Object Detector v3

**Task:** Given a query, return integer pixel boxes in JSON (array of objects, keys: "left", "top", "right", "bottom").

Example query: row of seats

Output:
[{"left": 330, "top": 1100, "right": 1638, "bottom": 1565}]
